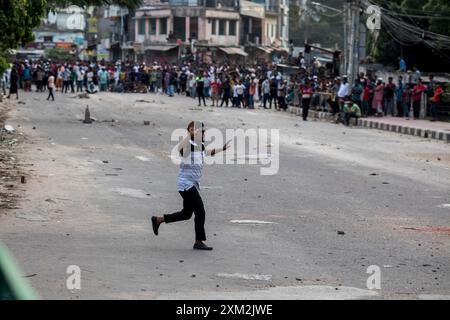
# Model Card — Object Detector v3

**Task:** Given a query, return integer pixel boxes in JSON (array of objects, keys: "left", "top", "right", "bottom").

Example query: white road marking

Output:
[
  {"left": 215, "top": 273, "right": 272, "bottom": 281},
  {"left": 230, "top": 220, "right": 276, "bottom": 224}
]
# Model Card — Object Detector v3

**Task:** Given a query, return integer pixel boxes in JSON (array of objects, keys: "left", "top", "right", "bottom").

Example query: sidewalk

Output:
[{"left": 288, "top": 107, "right": 450, "bottom": 143}]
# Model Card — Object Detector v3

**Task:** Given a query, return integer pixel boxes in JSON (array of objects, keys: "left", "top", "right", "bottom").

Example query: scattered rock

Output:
[
  {"left": 382, "top": 182, "right": 390, "bottom": 185},
  {"left": 144, "top": 121, "right": 150, "bottom": 126},
  {"left": 179, "top": 260, "right": 184, "bottom": 263},
  {"left": 21, "top": 176, "right": 26, "bottom": 184},
  {"left": 18, "top": 101, "right": 26, "bottom": 105},
  {"left": 337, "top": 231, "right": 345, "bottom": 235},
  {"left": 102, "top": 160, "right": 109, "bottom": 164},
  {"left": 4, "top": 125, "right": 14, "bottom": 133},
  {"left": 32, "top": 126, "right": 36, "bottom": 130},
  {"left": 191, "top": 274, "right": 196, "bottom": 278},
  {"left": 369, "top": 173, "right": 378, "bottom": 176}
]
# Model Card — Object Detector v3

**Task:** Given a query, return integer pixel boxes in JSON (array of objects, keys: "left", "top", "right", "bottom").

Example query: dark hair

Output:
[{"left": 187, "top": 121, "right": 204, "bottom": 131}]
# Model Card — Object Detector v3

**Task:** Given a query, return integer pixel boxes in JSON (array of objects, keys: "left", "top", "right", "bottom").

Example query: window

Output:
[
  {"left": 219, "top": 19, "right": 226, "bottom": 35},
  {"left": 159, "top": 18, "right": 167, "bottom": 35},
  {"left": 138, "top": 18, "right": 146, "bottom": 35},
  {"left": 211, "top": 19, "right": 217, "bottom": 35},
  {"left": 149, "top": 18, "right": 156, "bottom": 35},
  {"left": 229, "top": 20, "right": 236, "bottom": 36}
]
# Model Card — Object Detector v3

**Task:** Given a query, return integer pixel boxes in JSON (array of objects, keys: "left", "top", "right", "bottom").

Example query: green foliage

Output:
[
  {"left": 44, "top": 48, "right": 74, "bottom": 60},
  {"left": 0, "top": 55, "right": 10, "bottom": 77},
  {"left": 0, "top": 0, "right": 142, "bottom": 75}
]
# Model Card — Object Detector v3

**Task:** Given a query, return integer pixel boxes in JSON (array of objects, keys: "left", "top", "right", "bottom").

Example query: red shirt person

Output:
[{"left": 411, "top": 79, "right": 426, "bottom": 119}]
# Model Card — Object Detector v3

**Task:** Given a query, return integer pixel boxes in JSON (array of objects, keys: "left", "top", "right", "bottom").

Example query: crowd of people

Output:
[{"left": 1, "top": 58, "right": 446, "bottom": 125}]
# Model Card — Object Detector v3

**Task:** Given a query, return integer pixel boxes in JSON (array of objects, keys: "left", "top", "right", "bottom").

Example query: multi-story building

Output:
[
  {"left": 29, "top": 5, "right": 88, "bottom": 59},
  {"left": 133, "top": 0, "right": 245, "bottom": 64},
  {"left": 133, "top": 0, "right": 289, "bottom": 64}
]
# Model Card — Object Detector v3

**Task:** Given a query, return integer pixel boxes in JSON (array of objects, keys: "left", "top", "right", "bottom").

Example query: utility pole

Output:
[{"left": 345, "top": 0, "right": 360, "bottom": 88}]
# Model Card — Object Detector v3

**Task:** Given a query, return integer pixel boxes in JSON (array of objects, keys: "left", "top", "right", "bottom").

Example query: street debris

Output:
[
  {"left": 83, "top": 106, "right": 92, "bottom": 124},
  {"left": 136, "top": 156, "right": 150, "bottom": 162},
  {"left": 337, "top": 231, "right": 345, "bottom": 235},
  {"left": 21, "top": 176, "right": 26, "bottom": 184},
  {"left": 4, "top": 125, "right": 14, "bottom": 133},
  {"left": 144, "top": 121, "right": 150, "bottom": 125},
  {"left": 76, "top": 93, "right": 90, "bottom": 99}
]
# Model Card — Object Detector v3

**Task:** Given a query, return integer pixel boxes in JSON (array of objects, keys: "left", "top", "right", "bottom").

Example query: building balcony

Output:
[{"left": 164, "top": 0, "right": 238, "bottom": 9}]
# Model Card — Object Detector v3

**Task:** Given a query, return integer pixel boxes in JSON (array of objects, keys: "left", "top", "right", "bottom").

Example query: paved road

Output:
[{"left": 0, "top": 91, "right": 449, "bottom": 300}]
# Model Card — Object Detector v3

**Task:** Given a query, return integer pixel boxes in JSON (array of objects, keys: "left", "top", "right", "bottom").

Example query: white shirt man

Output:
[{"left": 338, "top": 80, "right": 350, "bottom": 99}]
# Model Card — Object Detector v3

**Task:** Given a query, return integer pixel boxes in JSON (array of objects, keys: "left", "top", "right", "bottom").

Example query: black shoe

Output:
[
  {"left": 193, "top": 242, "right": 213, "bottom": 251},
  {"left": 151, "top": 216, "right": 160, "bottom": 236}
]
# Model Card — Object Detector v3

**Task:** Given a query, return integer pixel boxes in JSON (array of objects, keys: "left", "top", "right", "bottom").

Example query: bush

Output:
[{"left": 44, "top": 48, "right": 74, "bottom": 61}]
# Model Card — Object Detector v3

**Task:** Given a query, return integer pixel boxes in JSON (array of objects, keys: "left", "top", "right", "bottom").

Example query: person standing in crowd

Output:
[
  {"left": 399, "top": 57, "right": 407, "bottom": 73},
  {"left": 261, "top": 77, "right": 270, "bottom": 109},
  {"left": 76, "top": 66, "right": 84, "bottom": 92},
  {"left": 277, "top": 80, "right": 287, "bottom": 111},
  {"left": 396, "top": 76, "right": 405, "bottom": 117},
  {"left": 373, "top": 78, "right": 384, "bottom": 117},
  {"left": 62, "top": 66, "right": 71, "bottom": 93},
  {"left": 69, "top": 66, "right": 76, "bottom": 93},
  {"left": 269, "top": 77, "right": 278, "bottom": 109},
  {"left": 220, "top": 77, "right": 231, "bottom": 107},
  {"left": 210, "top": 77, "right": 221, "bottom": 107},
  {"left": 7, "top": 67, "right": 19, "bottom": 100},
  {"left": 361, "top": 80, "right": 370, "bottom": 117},
  {"left": 403, "top": 83, "right": 412, "bottom": 119},
  {"left": 196, "top": 72, "right": 206, "bottom": 107},
  {"left": 301, "top": 81, "right": 313, "bottom": 121},
  {"left": 384, "top": 77, "right": 396, "bottom": 116},
  {"left": 47, "top": 72, "right": 55, "bottom": 101},
  {"left": 337, "top": 76, "right": 350, "bottom": 111},
  {"left": 36, "top": 67, "right": 45, "bottom": 92},
  {"left": 429, "top": 83, "right": 443, "bottom": 121},
  {"left": 351, "top": 78, "right": 363, "bottom": 109},
  {"left": 248, "top": 79, "right": 257, "bottom": 109},
  {"left": 412, "top": 78, "right": 426, "bottom": 120},
  {"left": 203, "top": 72, "right": 211, "bottom": 99},
  {"left": 99, "top": 67, "right": 109, "bottom": 92},
  {"left": 151, "top": 121, "right": 230, "bottom": 251},
  {"left": 233, "top": 80, "right": 245, "bottom": 108}
]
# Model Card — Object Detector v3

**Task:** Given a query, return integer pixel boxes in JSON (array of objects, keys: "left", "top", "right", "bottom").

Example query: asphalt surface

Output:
[{"left": 0, "top": 90, "right": 449, "bottom": 300}]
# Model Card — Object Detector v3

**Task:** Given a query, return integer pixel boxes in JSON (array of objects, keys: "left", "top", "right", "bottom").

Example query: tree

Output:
[
  {"left": 369, "top": 0, "right": 450, "bottom": 71},
  {"left": 0, "top": 0, "right": 142, "bottom": 75}
]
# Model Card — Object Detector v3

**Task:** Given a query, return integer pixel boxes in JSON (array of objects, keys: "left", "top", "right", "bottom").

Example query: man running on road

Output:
[{"left": 151, "top": 121, "right": 230, "bottom": 250}]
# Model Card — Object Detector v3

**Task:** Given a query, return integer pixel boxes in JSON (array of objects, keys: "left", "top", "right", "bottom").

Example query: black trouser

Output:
[
  {"left": 220, "top": 92, "right": 230, "bottom": 107},
  {"left": 269, "top": 91, "right": 277, "bottom": 108},
  {"left": 164, "top": 187, "right": 206, "bottom": 241},
  {"left": 413, "top": 101, "right": 421, "bottom": 119},
  {"left": 47, "top": 88, "right": 55, "bottom": 101},
  {"left": 62, "top": 80, "right": 69, "bottom": 93},
  {"left": 344, "top": 112, "right": 359, "bottom": 126},
  {"left": 263, "top": 93, "right": 270, "bottom": 108},
  {"left": 302, "top": 98, "right": 311, "bottom": 120},
  {"left": 198, "top": 90, "right": 206, "bottom": 106}
]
